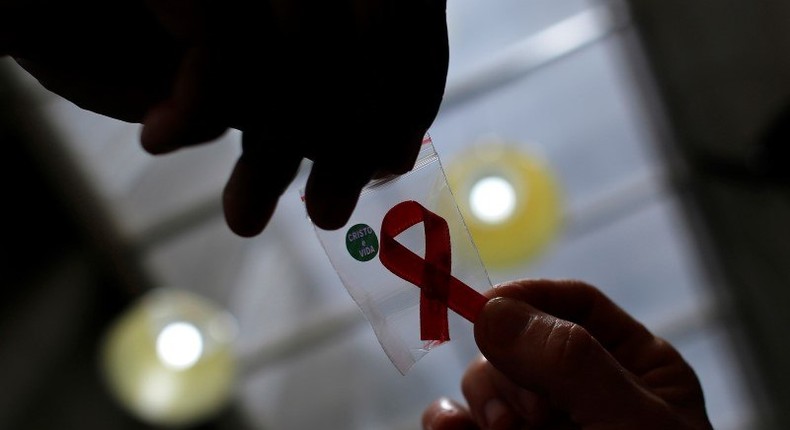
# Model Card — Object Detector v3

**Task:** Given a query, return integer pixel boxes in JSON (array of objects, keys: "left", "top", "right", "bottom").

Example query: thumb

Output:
[{"left": 474, "top": 297, "right": 655, "bottom": 425}]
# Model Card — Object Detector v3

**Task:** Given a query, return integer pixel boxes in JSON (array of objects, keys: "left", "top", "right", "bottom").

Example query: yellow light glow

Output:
[
  {"left": 446, "top": 140, "right": 562, "bottom": 268},
  {"left": 101, "top": 289, "right": 237, "bottom": 427}
]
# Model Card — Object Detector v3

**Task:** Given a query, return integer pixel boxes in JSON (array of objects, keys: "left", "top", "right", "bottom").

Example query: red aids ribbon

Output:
[{"left": 379, "top": 200, "right": 488, "bottom": 342}]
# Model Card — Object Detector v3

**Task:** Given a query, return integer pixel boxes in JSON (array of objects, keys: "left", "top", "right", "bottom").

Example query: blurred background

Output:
[{"left": 2, "top": 0, "right": 789, "bottom": 429}]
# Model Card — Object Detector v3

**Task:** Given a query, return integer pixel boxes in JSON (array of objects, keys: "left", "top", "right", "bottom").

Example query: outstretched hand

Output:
[
  {"left": 3, "top": 0, "right": 449, "bottom": 236},
  {"left": 423, "top": 280, "right": 713, "bottom": 430}
]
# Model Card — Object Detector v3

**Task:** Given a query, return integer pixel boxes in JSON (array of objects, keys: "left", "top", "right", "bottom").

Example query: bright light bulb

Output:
[
  {"left": 469, "top": 176, "right": 517, "bottom": 224},
  {"left": 156, "top": 322, "right": 204, "bottom": 370}
]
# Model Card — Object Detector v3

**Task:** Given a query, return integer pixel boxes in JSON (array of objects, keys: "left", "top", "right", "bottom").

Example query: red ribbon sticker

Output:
[{"left": 379, "top": 200, "right": 488, "bottom": 344}]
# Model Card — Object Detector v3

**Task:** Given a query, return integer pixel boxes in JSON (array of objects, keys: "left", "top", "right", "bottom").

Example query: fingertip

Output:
[
  {"left": 422, "top": 398, "right": 478, "bottom": 430},
  {"left": 304, "top": 162, "right": 372, "bottom": 231},
  {"left": 141, "top": 46, "right": 228, "bottom": 154},
  {"left": 474, "top": 297, "right": 534, "bottom": 356},
  {"left": 483, "top": 398, "right": 520, "bottom": 430},
  {"left": 225, "top": 217, "right": 270, "bottom": 238},
  {"left": 222, "top": 141, "right": 302, "bottom": 238},
  {"left": 474, "top": 293, "right": 651, "bottom": 424},
  {"left": 306, "top": 193, "right": 359, "bottom": 230},
  {"left": 223, "top": 190, "right": 275, "bottom": 237},
  {"left": 223, "top": 163, "right": 278, "bottom": 238},
  {"left": 382, "top": 130, "right": 424, "bottom": 175},
  {"left": 140, "top": 101, "right": 227, "bottom": 154},
  {"left": 140, "top": 103, "right": 179, "bottom": 154}
]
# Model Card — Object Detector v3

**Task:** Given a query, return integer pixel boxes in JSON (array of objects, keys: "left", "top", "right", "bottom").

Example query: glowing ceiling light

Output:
[
  {"left": 469, "top": 176, "right": 517, "bottom": 224},
  {"left": 102, "top": 289, "right": 237, "bottom": 426},
  {"left": 156, "top": 322, "right": 204, "bottom": 370},
  {"left": 446, "top": 142, "right": 562, "bottom": 268}
]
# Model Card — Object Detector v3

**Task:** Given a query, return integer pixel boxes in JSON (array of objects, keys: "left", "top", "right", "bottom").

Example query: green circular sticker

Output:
[{"left": 346, "top": 224, "right": 379, "bottom": 262}]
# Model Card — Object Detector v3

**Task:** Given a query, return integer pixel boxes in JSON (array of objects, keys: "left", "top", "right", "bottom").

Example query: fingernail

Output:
[
  {"left": 484, "top": 398, "right": 508, "bottom": 429},
  {"left": 478, "top": 297, "right": 532, "bottom": 349}
]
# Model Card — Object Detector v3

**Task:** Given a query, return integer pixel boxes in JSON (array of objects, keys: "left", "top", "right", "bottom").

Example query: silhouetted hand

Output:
[
  {"left": 2, "top": 0, "right": 448, "bottom": 236},
  {"left": 423, "top": 280, "right": 714, "bottom": 430}
]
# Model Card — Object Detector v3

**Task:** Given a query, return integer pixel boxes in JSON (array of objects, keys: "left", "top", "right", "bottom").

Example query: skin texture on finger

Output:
[
  {"left": 482, "top": 281, "right": 653, "bottom": 352},
  {"left": 475, "top": 280, "right": 712, "bottom": 429},
  {"left": 223, "top": 130, "right": 303, "bottom": 237},
  {"left": 422, "top": 398, "right": 479, "bottom": 430},
  {"left": 485, "top": 280, "right": 708, "bottom": 409},
  {"left": 476, "top": 297, "right": 661, "bottom": 426}
]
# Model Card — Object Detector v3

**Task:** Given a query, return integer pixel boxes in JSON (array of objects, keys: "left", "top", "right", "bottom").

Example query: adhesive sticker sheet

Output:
[{"left": 307, "top": 136, "right": 491, "bottom": 374}]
